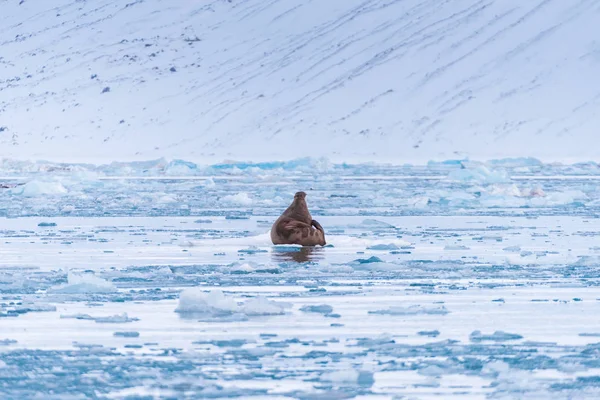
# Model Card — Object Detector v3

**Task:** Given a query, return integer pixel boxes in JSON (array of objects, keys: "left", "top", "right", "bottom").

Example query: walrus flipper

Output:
[
  {"left": 279, "top": 219, "right": 326, "bottom": 246},
  {"left": 311, "top": 220, "right": 324, "bottom": 231}
]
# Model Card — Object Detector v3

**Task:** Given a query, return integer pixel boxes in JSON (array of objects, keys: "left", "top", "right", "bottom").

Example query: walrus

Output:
[{"left": 271, "top": 191, "right": 326, "bottom": 246}]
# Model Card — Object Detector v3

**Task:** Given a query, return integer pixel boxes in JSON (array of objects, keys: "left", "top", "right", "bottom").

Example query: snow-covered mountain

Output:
[{"left": 1, "top": 0, "right": 599, "bottom": 164}]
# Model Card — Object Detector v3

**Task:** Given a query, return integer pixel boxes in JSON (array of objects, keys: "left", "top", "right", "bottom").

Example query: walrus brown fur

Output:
[{"left": 271, "top": 191, "right": 326, "bottom": 246}]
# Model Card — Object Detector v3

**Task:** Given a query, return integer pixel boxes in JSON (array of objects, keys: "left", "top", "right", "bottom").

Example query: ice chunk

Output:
[
  {"left": 321, "top": 370, "right": 360, "bottom": 383},
  {"left": 229, "top": 263, "right": 256, "bottom": 274},
  {"left": 242, "top": 297, "right": 285, "bottom": 316},
  {"left": 444, "top": 245, "right": 470, "bottom": 250},
  {"left": 320, "top": 369, "right": 374, "bottom": 387},
  {"left": 353, "top": 256, "right": 384, "bottom": 264},
  {"left": 14, "top": 302, "right": 57, "bottom": 313},
  {"left": 203, "top": 177, "right": 216, "bottom": 187},
  {"left": 48, "top": 271, "right": 117, "bottom": 294},
  {"left": 481, "top": 360, "right": 511, "bottom": 375},
  {"left": 418, "top": 365, "right": 445, "bottom": 377},
  {"left": 60, "top": 313, "right": 138, "bottom": 323},
  {"left": 369, "top": 305, "right": 450, "bottom": 316},
  {"left": 37, "top": 222, "right": 57, "bottom": 227},
  {"left": 114, "top": 331, "right": 140, "bottom": 337},
  {"left": 11, "top": 179, "right": 68, "bottom": 196},
  {"left": 367, "top": 244, "right": 400, "bottom": 250},
  {"left": 470, "top": 330, "right": 523, "bottom": 342},
  {"left": 503, "top": 246, "right": 522, "bottom": 252},
  {"left": 418, "top": 330, "right": 441, "bottom": 337},
  {"left": 60, "top": 313, "right": 95, "bottom": 320},
  {"left": 175, "top": 289, "right": 286, "bottom": 319},
  {"left": 447, "top": 165, "right": 509, "bottom": 184},
  {"left": 163, "top": 159, "right": 198, "bottom": 176},
  {"left": 175, "top": 289, "right": 239, "bottom": 315},
  {"left": 300, "top": 304, "right": 334, "bottom": 315},
  {"left": 221, "top": 192, "right": 253, "bottom": 206},
  {"left": 358, "top": 219, "right": 396, "bottom": 229},
  {"left": 94, "top": 313, "right": 138, "bottom": 323}
]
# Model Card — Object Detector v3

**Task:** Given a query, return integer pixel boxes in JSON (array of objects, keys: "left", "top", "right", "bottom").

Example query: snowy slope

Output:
[{"left": 1, "top": 0, "right": 599, "bottom": 164}]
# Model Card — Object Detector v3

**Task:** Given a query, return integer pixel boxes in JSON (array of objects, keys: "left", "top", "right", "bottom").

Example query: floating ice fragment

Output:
[
  {"left": 60, "top": 313, "right": 138, "bottom": 323},
  {"left": 238, "top": 246, "right": 268, "bottom": 254},
  {"left": 418, "top": 365, "right": 445, "bottom": 377},
  {"left": 481, "top": 360, "right": 511, "bottom": 375},
  {"left": 320, "top": 370, "right": 374, "bottom": 387},
  {"left": 447, "top": 165, "right": 509, "bottom": 184},
  {"left": 94, "top": 313, "right": 138, "bottom": 323},
  {"left": 574, "top": 256, "right": 600, "bottom": 266},
  {"left": 156, "top": 194, "right": 177, "bottom": 204},
  {"left": 353, "top": 256, "right": 383, "bottom": 264},
  {"left": 229, "top": 262, "right": 256, "bottom": 274},
  {"left": 14, "top": 302, "right": 57, "bottom": 313},
  {"left": 60, "top": 313, "right": 95, "bottom": 320},
  {"left": 200, "top": 339, "right": 247, "bottom": 348},
  {"left": 242, "top": 297, "right": 285, "bottom": 316},
  {"left": 418, "top": 330, "right": 440, "bottom": 337},
  {"left": 503, "top": 246, "right": 522, "bottom": 252},
  {"left": 357, "top": 371, "right": 375, "bottom": 387},
  {"left": 48, "top": 271, "right": 117, "bottom": 294},
  {"left": 10, "top": 179, "right": 68, "bottom": 197},
  {"left": 114, "top": 331, "right": 140, "bottom": 337},
  {"left": 175, "top": 289, "right": 284, "bottom": 319},
  {"left": 321, "top": 370, "right": 360, "bottom": 384},
  {"left": 367, "top": 243, "right": 400, "bottom": 250},
  {"left": 470, "top": 330, "right": 523, "bottom": 342},
  {"left": 221, "top": 192, "right": 253, "bottom": 206},
  {"left": 163, "top": 159, "right": 198, "bottom": 175},
  {"left": 444, "top": 245, "right": 470, "bottom": 250},
  {"left": 359, "top": 219, "right": 396, "bottom": 229},
  {"left": 203, "top": 177, "right": 216, "bottom": 187},
  {"left": 300, "top": 304, "right": 334, "bottom": 315},
  {"left": 175, "top": 289, "right": 239, "bottom": 315},
  {"left": 37, "top": 222, "right": 57, "bottom": 227},
  {"left": 0, "top": 339, "right": 17, "bottom": 346},
  {"left": 369, "top": 305, "right": 449, "bottom": 316}
]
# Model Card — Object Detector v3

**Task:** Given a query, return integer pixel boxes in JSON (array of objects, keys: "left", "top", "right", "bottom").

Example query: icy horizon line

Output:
[{"left": 1, "top": 155, "right": 598, "bottom": 170}]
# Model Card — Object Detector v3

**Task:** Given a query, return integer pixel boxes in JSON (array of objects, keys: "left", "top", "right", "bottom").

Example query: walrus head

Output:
[{"left": 283, "top": 191, "right": 312, "bottom": 224}]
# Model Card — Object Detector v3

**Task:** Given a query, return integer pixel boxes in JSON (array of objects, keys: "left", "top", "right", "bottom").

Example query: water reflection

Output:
[{"left": 271, "top": 246, "right": 325, "bottom": 263}]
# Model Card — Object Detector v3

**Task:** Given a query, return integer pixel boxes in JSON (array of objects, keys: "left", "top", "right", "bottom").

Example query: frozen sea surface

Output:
[{"left": 2, "top": 159, "right": 600, "bottom": 399}]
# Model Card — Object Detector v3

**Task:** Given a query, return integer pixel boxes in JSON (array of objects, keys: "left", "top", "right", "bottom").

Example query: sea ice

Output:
[
  {"left": 175, "top": 289, "right": 239, "bottom": 315},
  {"left": 241, "top": 297, "right": 285, "bottom": 316},
  {"left": 369, "top": 305, "right": 450, "bottom": 316},
  {"left": 48, "top": 271, "right": 117, "bottom": 294},
  {"left": 447, "top": 165, "right": 509, "bottom": 184},
  {"left": 300, "top": 304, "right": 334, "bottom": 315},
  {"left": 221, "top": 192, "right": 253, "bottom": 206},
  {"left": 470, "top": 330, "right": 524, "bottom": 342},
  {"left": 10, "top": 179, "right": 68, "bottom": 197},
  {"left": 175, "top": 289, "right": 284, "bottom": 318}
]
